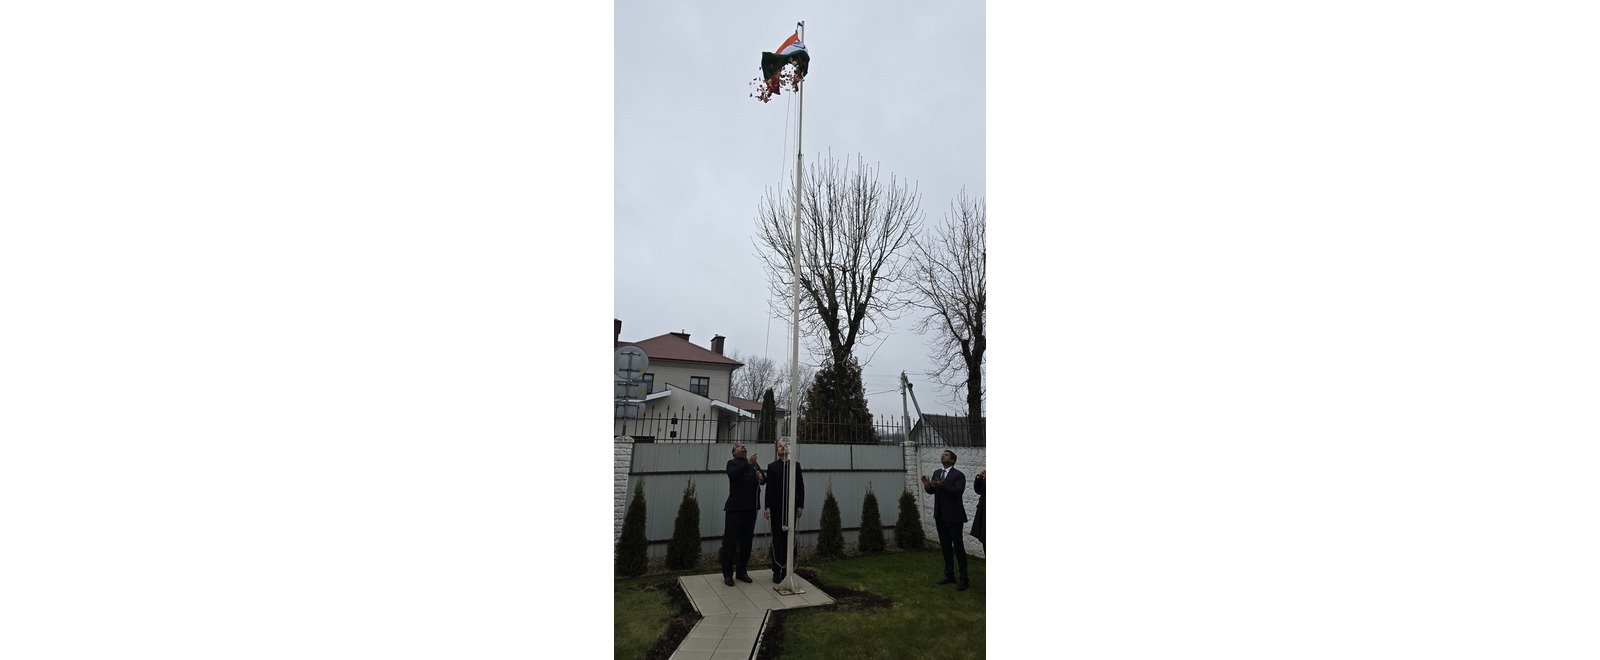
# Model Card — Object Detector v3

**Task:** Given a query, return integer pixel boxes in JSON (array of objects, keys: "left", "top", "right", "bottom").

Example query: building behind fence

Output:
[{"left": 906, "top": 412, "right": 986, "bottom": 447}]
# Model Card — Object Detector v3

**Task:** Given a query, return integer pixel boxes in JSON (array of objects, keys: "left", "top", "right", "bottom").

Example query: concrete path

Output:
[{"left": 669, "top": 572, "right": 834, "bottom": 660}]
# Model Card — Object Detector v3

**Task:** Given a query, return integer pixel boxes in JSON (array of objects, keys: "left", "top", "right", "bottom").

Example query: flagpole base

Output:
[{"left": 774, "top": 587, "right": 807, "bottom": 596}]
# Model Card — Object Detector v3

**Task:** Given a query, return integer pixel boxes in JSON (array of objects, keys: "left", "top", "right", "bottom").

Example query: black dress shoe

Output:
[
  {"left": 937, "top": 576, "right": 957, "bottom": 585},
  {"left": 736, "top": 574, "right": 754, "bottom": 583},
  {"left": 957, "top": 580, "right": 970, "bottom": 591},
  {"left": 724, "top": 576, "right": 736, "bottom": 586}
]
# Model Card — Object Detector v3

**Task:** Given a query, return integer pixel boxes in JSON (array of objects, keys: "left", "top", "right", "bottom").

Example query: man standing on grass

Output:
[
  {"left": 720, "top": 442, "right": 764, "bottom": 586},
  {"left": 763, "top": 440, "right": 805, "bottom": 584},
  {"left": 921, "top": 449, "right": 970, "bottom": 591}
]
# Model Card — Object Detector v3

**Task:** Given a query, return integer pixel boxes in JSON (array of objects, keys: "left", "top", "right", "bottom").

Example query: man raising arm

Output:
[
  {"left": 719, "top": 443, "right": 763, "bottom": 586},
  {"left": 921, "top": 449, "right": 970, "bottom": 591}
]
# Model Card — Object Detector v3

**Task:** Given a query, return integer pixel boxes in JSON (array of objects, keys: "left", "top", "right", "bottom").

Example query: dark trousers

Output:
[
  {"left": 721, "top": 509, "right": 757, "bottom": 576},
  {"left": 767, "top": 510, "right": 795, "bottom": 572},
  {"left": 935, "top": 518, "right": 969, "bottom": 579}
]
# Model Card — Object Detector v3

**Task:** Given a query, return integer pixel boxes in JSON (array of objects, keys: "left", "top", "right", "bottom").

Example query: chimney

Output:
[
  {"left": 614, "top": 319, "right": 621, "bottom": 343},
  {"left": 711, "top": 335, "right": 725, "bottom": 355},
  {"left": 668, "top": 331, "right": 690, "bottom": 342}
]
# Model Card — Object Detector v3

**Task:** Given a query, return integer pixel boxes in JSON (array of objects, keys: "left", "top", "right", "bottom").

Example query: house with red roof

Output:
[{"left": 615, "top": 319, "right": 786, "bottom": 441}]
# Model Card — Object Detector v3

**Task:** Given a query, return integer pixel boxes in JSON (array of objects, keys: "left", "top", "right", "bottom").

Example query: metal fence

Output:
[
  {"left": 908, "top": 415, "right": 987, "bottom": 447},
  {"left": 618, "top": 406, "right": 906, "bottom": 445},
  {"left": 622, "top": 441, "right": 908, "bottom": 558},
  {"left": 913, "top": 426, "right": 986, "bottom": 447}
]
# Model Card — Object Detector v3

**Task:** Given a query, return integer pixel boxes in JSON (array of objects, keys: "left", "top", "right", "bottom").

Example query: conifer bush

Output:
[
  {"left": 758, "top": 389, "right": 778, "bottom": 442},
  {"left": 798, "top": 356, "right": 877, "bottom": 444},
  {"left": 615, "top": 482, "right": 649, "bottom": 576},
  {"left": 894, "top": 489, "right": 927, "bottom": 550},
  {"left": 816, "top": 488, "right": 846, "bottom": 559},
  {"left": 664, "top": 480, "right": 702, "bottom": 570},
  {"left": 857, "top": 487, "right": 885, "bottom": 553}
]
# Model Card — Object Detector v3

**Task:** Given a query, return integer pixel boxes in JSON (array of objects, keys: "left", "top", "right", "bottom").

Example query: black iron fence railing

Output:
[
  {"left": 615, "top": 406, "right": 907, "bottom": 445},
  {"left": 615, "top": 406, "right": 986, "bottom": 446}
]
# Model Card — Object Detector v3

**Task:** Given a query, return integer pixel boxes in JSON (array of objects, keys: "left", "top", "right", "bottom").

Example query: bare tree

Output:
[
  {"left": 910, "top": 190, "right": 985, "bottom": 441},
  {"left": 755, "top": 153, "right": 923, "bottom": 365},
  {"left": 729, "top": 351, "right": 779, "bottom": 401},
  {"left": 770, "top": 362, "right": 816, "bottom": 419}
]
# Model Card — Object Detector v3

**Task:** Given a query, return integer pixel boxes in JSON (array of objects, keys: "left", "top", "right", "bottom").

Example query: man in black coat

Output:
[
  {"left": 763, "top": 440, "right": 805, "bottom": 584},
  {"left": 921, "top": 449, "right": 970, "bottom": 591},
  {"left": 720, "top": 442, "right": 764, "bottom": 586}
]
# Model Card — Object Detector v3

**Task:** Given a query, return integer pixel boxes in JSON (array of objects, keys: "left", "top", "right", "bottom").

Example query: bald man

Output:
[{"left": 719, "top": 443, "right": 764, "bottom": 586}]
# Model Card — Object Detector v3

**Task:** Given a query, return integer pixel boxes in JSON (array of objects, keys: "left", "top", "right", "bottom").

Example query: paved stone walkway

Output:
[{"left": 669, "top": 572, "right": 834, "bottom": 660}]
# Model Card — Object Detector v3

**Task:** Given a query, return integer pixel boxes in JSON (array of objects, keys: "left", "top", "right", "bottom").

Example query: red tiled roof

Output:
[
  {"left": 728, "top": 395, "right": 787, "bottom": 414},
  {"left": 615, "top": 333, "right": 743, "bottom": 367}
]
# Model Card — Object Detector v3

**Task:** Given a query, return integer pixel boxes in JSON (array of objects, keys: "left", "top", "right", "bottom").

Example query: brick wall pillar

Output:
[{"left": 614, "top": 435, "right": 634, "bottom": 544}]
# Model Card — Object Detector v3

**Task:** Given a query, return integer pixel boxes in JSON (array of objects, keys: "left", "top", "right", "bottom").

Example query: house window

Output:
[
  {"left": 642, "top": 373, "right": 654, "bottom": 394},
  {"left": 690, "top": 376, "right": 709, "bottom": 397}
]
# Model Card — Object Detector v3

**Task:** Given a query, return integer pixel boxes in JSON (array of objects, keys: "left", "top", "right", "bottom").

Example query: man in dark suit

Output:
[
  {"left": 921, "top": 449, "right": 969, "bottom": 591},
  {"left": 720, "top": 442, "right": 764, "bottom": 586},
  {"left": 763, "top": 440, "right": 805, "bottom": 584}
]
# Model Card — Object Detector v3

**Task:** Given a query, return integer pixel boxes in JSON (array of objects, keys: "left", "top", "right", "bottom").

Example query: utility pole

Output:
[
  {"left": 902, "top": 372, "right": 930, "bottom": 515},
  {"left": 900, "top": 371, "right": 911, "bottom": 447}
]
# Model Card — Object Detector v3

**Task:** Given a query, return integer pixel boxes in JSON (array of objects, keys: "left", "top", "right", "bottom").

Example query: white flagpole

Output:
[{"left": 783, "top": 19, "right": 804, "bottom": 596}]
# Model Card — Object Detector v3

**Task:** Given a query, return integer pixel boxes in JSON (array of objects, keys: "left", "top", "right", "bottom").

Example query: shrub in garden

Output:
[
  {"left": 816, "top": 488, "right": 846, "bottom": 559},
  {"left": 665, "top": 480, "right": 702, "bottom": 570},
  {"left": 894, "top": 489, "right": 927, "bottom": 550},
  {"left": 615, "top": 481, "right": 649, "bottom": 576},
  {"left": 857, "top": 487, "right": 885, "bottom": 553}
]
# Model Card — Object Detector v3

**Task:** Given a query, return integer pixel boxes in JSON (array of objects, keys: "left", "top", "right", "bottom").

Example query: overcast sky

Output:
[{"left": 615, "top": 2, "right": 985, "bottom": 418}]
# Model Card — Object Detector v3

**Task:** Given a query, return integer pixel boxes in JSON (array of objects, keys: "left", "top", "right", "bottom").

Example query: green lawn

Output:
[
  {"left": 614, "top": 551, "right": 985, "bottom": 659},
  {"left": 614, "top": 583, "right": 674, "bottom": 658},
  {"left": 614, "top": 570, "right": 704, "bottom": 659},
  {"left": 762, "top": 550, "right": 986, "bottom": 659}
]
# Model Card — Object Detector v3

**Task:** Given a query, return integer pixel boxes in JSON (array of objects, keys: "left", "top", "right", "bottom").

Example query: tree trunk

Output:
[{"left": 965, "top": 353, "right": 984, "bottom": 445}]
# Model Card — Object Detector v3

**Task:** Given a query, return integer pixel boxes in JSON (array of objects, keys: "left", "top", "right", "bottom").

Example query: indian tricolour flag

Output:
[{"left": 761, "top": 32, "right": 809, "bottom": 82}]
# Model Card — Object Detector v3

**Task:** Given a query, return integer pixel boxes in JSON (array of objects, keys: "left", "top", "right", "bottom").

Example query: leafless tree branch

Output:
[
  {"left": 909, "top": 190, "right": 985, "bottom": 424},
  {"left": 729, "top": 351, "right": 780, "bottom": 402},
  {"left": 754, "top": 152, "right": 923, "bottom": 366},
  {"left": 771, "top": 362, "right": 816, "bottom": 417}
]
